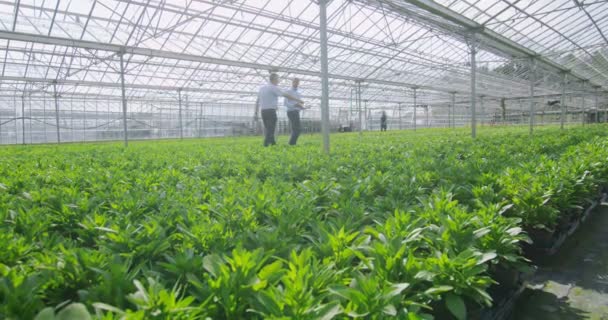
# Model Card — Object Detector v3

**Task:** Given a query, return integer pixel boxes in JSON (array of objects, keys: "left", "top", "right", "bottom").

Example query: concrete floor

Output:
[{"left": 511, "top": 206, "right": 608, "bottom": 320}]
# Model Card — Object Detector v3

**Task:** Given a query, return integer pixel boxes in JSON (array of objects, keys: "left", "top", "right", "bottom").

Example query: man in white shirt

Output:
[
  {"left": 284, "top": 78, "right": 304, "bottom": 145},
  {"left": 255, "top": 73, "right": 304, "bottom": 146}
]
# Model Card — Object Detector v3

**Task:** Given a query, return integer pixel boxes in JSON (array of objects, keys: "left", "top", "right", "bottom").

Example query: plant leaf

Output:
[
  {"left": 477, "top": 252, "right": 497, "bottom": 265},
  {"left": 203, "top": 254, "right": 223, "bottom": 278},
  {"left": 33, "top": 308, "right": 56, "bottom": 320},
  {"left": 424, "top": 285, "right": 453, "bottom": 295},
  {"left": 415, "top": 270, "right": 436, "bottom": 281},
  {"left": 56, "top": 303, "right": 92, "bottom": 320},
  {"left": 506, "top": 227, "right": 522, "bottom": 236},
  {"left": 473, "top": 227, "right": 491, "bottom": 238},
  {"left": 383, "top": 304, "right": 397, "bottom": 316},
  {"left": 445, "top": 293, "right": 466, "bottom": 320},
  {"left": 92, "top": 302, "right": 125, "bottom": 315},
  {"left": 385, "top": 282, "right": 410, "bottom": 298},
  {"left": 317, "top": 302, "right": 342, "bottom": 320}
]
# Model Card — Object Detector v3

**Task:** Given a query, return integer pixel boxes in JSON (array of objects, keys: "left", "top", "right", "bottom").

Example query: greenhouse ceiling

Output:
[{"left": 0, "top": 0, "right": 606, "bottom": 105}]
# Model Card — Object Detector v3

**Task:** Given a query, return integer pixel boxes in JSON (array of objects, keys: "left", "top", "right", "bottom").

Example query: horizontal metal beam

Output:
[
  {"left": 0, "top": 30, "right": 491, "bottom": 96},
  {"left": 374, "top": 0, "right": 605, "bottom": 91},
  {"left": 1, "top": 59, "right": 442, "bottom": 97},
  {"left": 502, "top": 91, "right": 608, "bottom": 101},
  {"left": 0, "top": 75, "right": 409, "bottom": 104},
  {"left": 0, "top": 93, "right": 200, "bottom": 104},
  {"left": 3, "top": 1, "right": 486, "bottom": 89}
]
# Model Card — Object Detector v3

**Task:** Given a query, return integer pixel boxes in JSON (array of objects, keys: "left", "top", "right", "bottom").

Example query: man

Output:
[
  {"left": 380, "top": 111, "right": 387, "bottom": 131},
  {"left": 284, "top": 78, "right": 305, "bottom": 145},
  {"left": 255, "top": 73, "right": 304, "bottom": 146}
]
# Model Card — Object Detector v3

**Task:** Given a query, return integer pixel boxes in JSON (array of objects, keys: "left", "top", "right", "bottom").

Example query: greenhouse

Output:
[
  {"left": 0, "top": 0, "right": 606, "bottom": 146},
  {"left": 1, "top": 0, "right": 608, "bottom": 319}
]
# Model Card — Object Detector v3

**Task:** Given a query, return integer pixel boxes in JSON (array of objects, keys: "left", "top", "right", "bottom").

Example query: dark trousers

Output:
[
  {"left": 381, "top": 122, "right": 387, "bottom": 131},
  {"left": 287, "top": 110, "right": 301, "bottom": 145},
  {"left": 261, "top": 109, "right": 277, "bottom": 146}
]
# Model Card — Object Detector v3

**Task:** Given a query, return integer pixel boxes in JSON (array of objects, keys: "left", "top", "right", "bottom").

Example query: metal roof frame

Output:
[{"left": 0, "top": 0, "right": 605, "bottom": 108}]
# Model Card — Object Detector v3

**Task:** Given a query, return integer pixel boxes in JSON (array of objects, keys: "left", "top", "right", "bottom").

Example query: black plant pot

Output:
[
  {"left": 429, "top": 299, "right": 454, "bottom": 320},
  {"left": 555, "top": 211, "right": 576, "bottom": 233},
  {"left": 489, "top": 264, "right": 520, "bottom": 290},
  {"left": 430, "top": 295, "right": 482, "bottom": 320},
  {"left": 526, "top": 227, "right": 555, "bottom": 249}
]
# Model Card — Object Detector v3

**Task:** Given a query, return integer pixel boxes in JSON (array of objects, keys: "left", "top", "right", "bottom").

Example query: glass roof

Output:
[{"left": 0, "top": 0, "right": 606, "bottom": 108}]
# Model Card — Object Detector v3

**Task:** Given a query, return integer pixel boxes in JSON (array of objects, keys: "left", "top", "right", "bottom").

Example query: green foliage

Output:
[
  {"left": 2, "top": 125, "right": 608, "bottom": 319},
  {"left": 445, "top": 293, "right": 466, "bottom": 320},
  {"left": 34, "top": 303, "right": 92, "bottom": 320}
]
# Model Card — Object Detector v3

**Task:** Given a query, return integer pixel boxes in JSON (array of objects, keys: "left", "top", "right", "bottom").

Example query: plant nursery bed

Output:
[
  {"left": 475, "top": 281, "right": 527, "bottom": 320},
  {"left": 524, "top": 192, "right": 607, "bottom": 259},
  {"left": 5, "top": 126, "right": 608, "bottom": 319},
  {"left": 485, "top": 192, "right": 608, "bottom": 320},
  {"left": 432, "top": 267, "right": 536, "bottom": 320},
  {"left": 471, "top": 265, "right": 537, "bottom": 320}
]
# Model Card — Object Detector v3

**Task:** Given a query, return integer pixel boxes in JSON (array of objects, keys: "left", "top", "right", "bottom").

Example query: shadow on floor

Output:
[
  {"left": 512, "top": 206, "right": 608, "bottom": 319},
  {"left": 511, "top": 289, "right": 588, "bottom": 320},
  {"left": 535, "top": 205, "right": 608, "bottom": 293}
]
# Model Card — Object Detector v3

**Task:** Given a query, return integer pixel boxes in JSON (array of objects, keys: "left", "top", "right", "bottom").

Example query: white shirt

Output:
[
  {"left": 257, "top": 83, "right": 285, "bottom": 110},
  {"left": 284, "top": 88, "right": 303, "bottom": 112}
]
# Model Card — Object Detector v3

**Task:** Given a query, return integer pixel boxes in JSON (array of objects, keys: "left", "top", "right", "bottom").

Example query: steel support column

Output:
[
  {"left": 594, "top": 87, "right": 599, "bottom": 123},
  {"left": 413, "top": 87, "right": 417, "bottom": 131},
  {"left": 83, "top": 98, "right": 87, "bottom": 142},
  {"left": 119, "top": 52, "right": 128, "bottom": 147},
  {"left": 529, "top": 59, "right": 536, "bottom": 135},
  {"left": 199, "top": 102, "right": 203, "bottom": 138},
  {"left": 94, "top": 100, "right": 98, "bottom": 140},
  {"left": 519, "top": 99, "right": 524, "bottom": 124},
  {"left": 185, "top": 93, "right": 189, "bottom": 138},
  {"left": 561, "top": 73, "right": 567, "bottom": 129},
  {"left": 450, "top": 92, "right": 456, "bottom": 128},
  {"left": 398, "top": 102, "right": 402, "bottom": 130},
  {"left": 178, "top": 89, "right": 183, "bottom": 140},
  {"left": 107, "top": 99, "right": 110, "bottom": 133},
  {"left": 605, "top": 92, "right": 608, "bottom": 123},
  {"left": 21, "top": 94, "right": 25, "bottom": 144},
  {"left": 13, "top": 96, "right": 17, "bottom": 144},
  {"left": 43, "top": 97, "right": 48, "bottom": 143},
  {"left": 53, "top": 82, "right": 60, "bottom": 143},
  {"left": 470, "top": 34, "right": 477, "bottom": 138},
  {"left": 479, "top": 96, "right": 484, "bottom": 127},
  {"left": 319, "top": 0, "right": 330, "bottom": 154},
  {"left": 446, "top": 101, "right": 450, "bottom": 128},
  {"left": 582, "top": 87, "right": 586, "bottom": 126},
  {"left": 364, "top": 100, "right": 368, "bottom": 130},
  {"left": 27, "top": 97, "right": 31, "bottom": 143},
  {"left": 357, "top": 80, "right": 362, "bottom": 136}
]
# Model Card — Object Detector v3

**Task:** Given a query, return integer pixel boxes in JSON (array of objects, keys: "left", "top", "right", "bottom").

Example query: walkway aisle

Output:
[{"left": 512, "top": 207, "right": 608, "bottom": 319}]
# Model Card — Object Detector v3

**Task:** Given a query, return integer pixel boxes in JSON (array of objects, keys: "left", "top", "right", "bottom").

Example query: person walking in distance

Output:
[
  {"left": 255, "top": 73, "right": 304, "bottom": 146},
  {"left": 285, "top": 78, "right": 306, "bottom": 145},
  {"left": 380, "top": 111, "right": 388, "bottom": 131}
]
